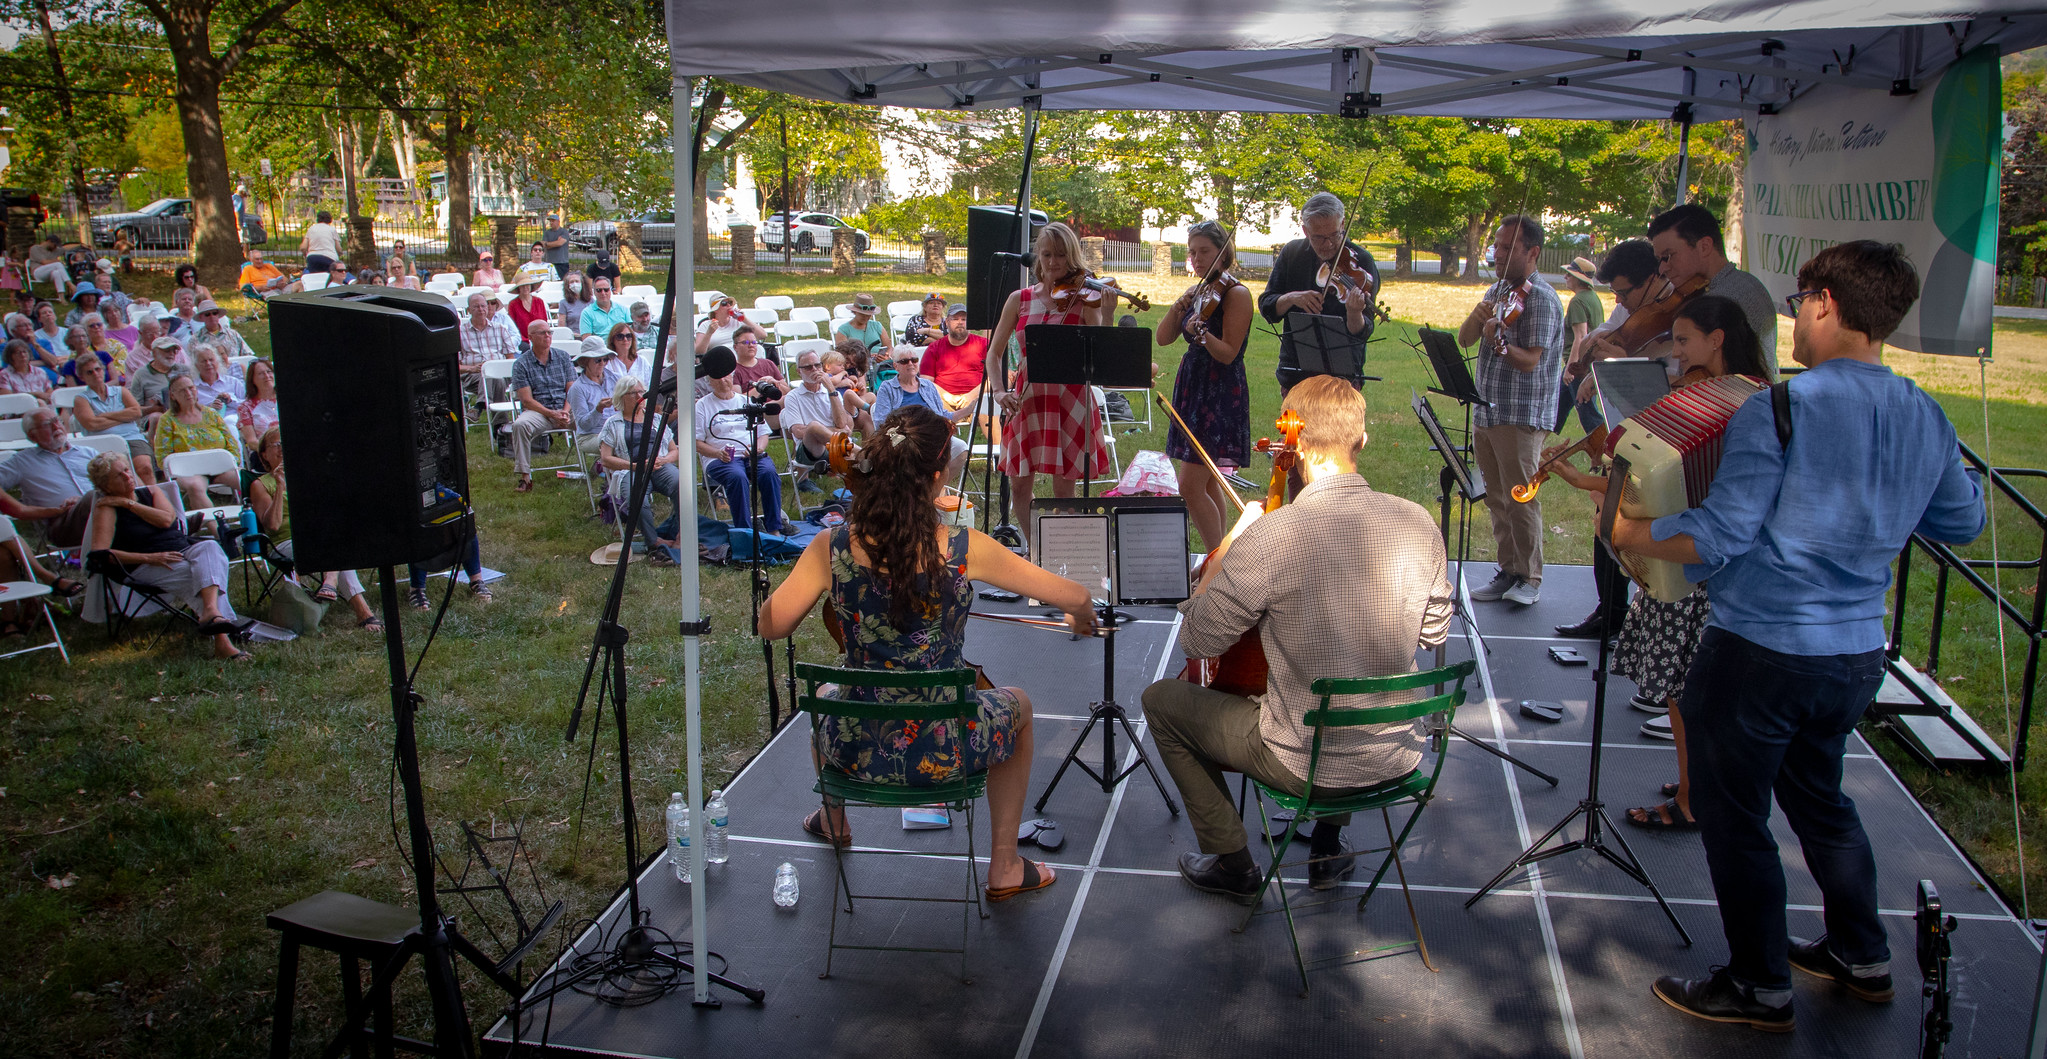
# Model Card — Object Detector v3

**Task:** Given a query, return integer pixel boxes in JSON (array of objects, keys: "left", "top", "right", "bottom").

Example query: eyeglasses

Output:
[
  {"left": 1784, "top": 289, "right": 1825, "bottom": 315},
  {"left": 595, "top": 286, "right": 611, "bottom": 293},
  {"left": 798, "top": 361, "right": 822, "bottom": 370},
  {"left": 894, "top": 358, "right": 918, "bottom": 365}
]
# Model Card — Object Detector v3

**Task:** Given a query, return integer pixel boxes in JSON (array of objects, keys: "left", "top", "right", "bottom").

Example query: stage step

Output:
[{"left": 1870, "top": 657, "right": 2012, "bottom": 770}]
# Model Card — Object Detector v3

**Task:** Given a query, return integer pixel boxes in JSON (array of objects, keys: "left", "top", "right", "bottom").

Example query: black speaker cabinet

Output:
[
  {"left": 267, "top": 286, "right": 473, "bottom": 572},
  {"left": 966, "top": 206, "right": 1046, "bottom": 330}
]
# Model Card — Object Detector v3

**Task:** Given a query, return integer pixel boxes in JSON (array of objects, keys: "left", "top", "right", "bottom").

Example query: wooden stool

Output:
[{"left": 267, "top": 889, "right": 424, "bottom": 1059}]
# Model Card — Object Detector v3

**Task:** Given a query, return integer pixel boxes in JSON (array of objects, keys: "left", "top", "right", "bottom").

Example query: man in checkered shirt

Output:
[
  {"left": 1457, "top": 214, "right": 1565, "bottom": 606},
  {"left": 1144, "top": 377, "right": 1455, "bottom": 899}
]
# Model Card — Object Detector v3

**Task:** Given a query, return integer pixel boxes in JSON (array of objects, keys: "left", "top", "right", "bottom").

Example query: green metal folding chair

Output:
[
  {"left": 794, "top": 661, "right": 989, "bottom": 982},
  {"left": 1236, "top": 658, "right": 1476, "bottom": 996}
]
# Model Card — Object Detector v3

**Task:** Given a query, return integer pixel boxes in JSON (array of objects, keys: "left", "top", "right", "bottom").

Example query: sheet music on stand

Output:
[
  {"left": 1031, "top": 496, "right": 1191, "bottom": 605},
  {"left": 1416, "top": 326, "right": 1487, "bottom": 407},
  {"left": 1590, "top": 357, "right": 1672, "bottom": 427},
  {"left": 1284, "top": 311, "right": 1373, "bottom": 383}
]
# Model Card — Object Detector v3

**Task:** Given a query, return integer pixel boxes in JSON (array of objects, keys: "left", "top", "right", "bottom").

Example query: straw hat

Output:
[{"left": 1562, "top": 256, "right": 1599, "bottom": 286}]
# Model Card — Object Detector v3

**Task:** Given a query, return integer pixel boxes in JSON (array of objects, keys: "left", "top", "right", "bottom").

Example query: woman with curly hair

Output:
[{"left": 759, "top": 405, "right": 1094, "bottom": 901}]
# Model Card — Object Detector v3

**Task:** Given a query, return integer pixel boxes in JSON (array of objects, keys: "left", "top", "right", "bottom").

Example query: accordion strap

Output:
[{"left": 1771, "top": 380, "right": 1794, "bottom": 451}]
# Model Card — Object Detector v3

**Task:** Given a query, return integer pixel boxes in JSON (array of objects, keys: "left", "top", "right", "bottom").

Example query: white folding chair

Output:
[
  {"left": 739, "top": 308, "right": 779, "bottom": 328},
  {"left": 754, "top": 295, "right": 795, "bottom": 312},
  {"left": 832, "top": 303, "right": 853, "bottom": 318},
  {"left": 960, "top": 393, "right": 1002, "bottom": 476},
  {"left": 0, "top": 419, "right": 29, "bottom": 451},
  {"left": 160, "top": 447, "right": 244, "bottom": 527},
  {"left": 889, "top": 315, "right": 913, "bottom": 338},
  {"left": 0, "top": 514, "right": 67, "bottom": 663},
  {"left": 775, "top": 320, "right": 819, "bottom": 342},
  {"left": 480, "top": 359, "right": 520, "bottom": 443},
  {"left": 538, "top": 281, "right": 564, "bottom": 301},
  {"left": 621, "top": 284, "right": 658, "bottom": 305},
  {"left": 0, "top": 393, "right": 41, "bottom": 419},
  {"left": 693, "top": 291, "right": 726, "bottom": 314},
  {"left": 50, "top": 386, "right": 89, "bottom": 431},
  {"left": 73, "top": 433, "right": 129, "bottom": 459},
  {"left": 228, "top": 355, "right": 258, "bottom": 377},
  {"left": 550, "top": 326, "right": 577, "bottom": 349},
  {"left": 1105, "top": 384, "right": 1153, "bottom": 431},
  {"left": 427, "top": 274, "right": 461, "bottom": 293},
  {"left": 789, "top": 306, "right": 831, "bottom": 327},
  {"left": 887, "top": 300, "right": 923, "bottom": 319},
  {"left": 1088, "top": 386, "right": 1122, "bottom": 485},
  {"left": 300, "top": 271, "right": 333, "bottom": 291},
  {"left": 457, "top": 285, "right": 493, "bottom": 302}
]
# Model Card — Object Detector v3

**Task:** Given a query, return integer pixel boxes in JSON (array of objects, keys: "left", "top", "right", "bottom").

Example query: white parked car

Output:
[{"left": 759, "top": 212, "right": 869, "bottom": 253}]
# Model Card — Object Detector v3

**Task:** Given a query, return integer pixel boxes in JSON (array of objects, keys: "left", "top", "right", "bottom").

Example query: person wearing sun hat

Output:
[
  {"left": 834, "top": 292, "right": 889, "bottom": 360},
  {"left": 1556, "top": 253, "right": 1607, "bottom": 432},
  {"left": 472, "top": 250, "right": 505, "bottom": 289},
  {"left": 506, "top": 263, "right": 554, "bottom": 344},
  {"left": 904, "top": 290, "right": 948, "bottom": 348},
  {"left": 187, "top": 299, "right": 256, "bottom": 363},
  {"left": 63, "top": 282, "right": 104, "bottom": 327},
  {"left": 568, "top": 334, "right": 619, "bottom": 457}
]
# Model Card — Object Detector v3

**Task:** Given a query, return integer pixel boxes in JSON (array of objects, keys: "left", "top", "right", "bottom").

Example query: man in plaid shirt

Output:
[{"left": 1457, "top": 215, "right": 1565, "bottom": 606}]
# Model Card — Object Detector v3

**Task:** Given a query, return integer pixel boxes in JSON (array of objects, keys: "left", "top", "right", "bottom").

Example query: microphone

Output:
[{"left": 992, "top": 250, "right": 1036, "bottom": 266}]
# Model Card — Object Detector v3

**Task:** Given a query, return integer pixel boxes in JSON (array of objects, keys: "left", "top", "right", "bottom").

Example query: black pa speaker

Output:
[
  {"left": 966, "top": 206, "right": 1045, "bottom": 330},
  {"left": 267, "top": 286, "right": 473, "bottom": 572}
]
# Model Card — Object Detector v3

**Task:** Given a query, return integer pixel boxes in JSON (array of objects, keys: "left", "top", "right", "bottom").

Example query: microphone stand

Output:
[{"left": 712, "top": 402, "right": 787, "bottom": 732}]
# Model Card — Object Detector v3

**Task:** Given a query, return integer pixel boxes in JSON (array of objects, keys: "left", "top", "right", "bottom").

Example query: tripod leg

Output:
[
  {"left": 1033, "top": 709, "right": 1105, "bottom": 813},
  {"left": 1109, "top": 707, "right": 1180, "bottom": 815},
  {"left": 1450, "top": 724, "right": 1559, "bottom": 786},
  {"left": 1465, "top": 802, "right": 1590, "bottom": 908},
  {"left": 1587, "top": 806, "right": 1694, "bottom": 945}
]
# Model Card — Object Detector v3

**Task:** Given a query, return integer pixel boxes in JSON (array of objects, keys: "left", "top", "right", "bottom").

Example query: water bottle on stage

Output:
[{"left": 667, "top": 792, "right": 691, "bottom": 883}]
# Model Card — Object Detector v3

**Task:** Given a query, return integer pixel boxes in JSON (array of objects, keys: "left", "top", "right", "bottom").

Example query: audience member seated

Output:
[
  {"left": 172, "top": 264, "right": 214, "bottom": 305},
  {"left": 191, "top": 346, "right": 243, "bottom": 411},
  {"left": 85, "top": 450, "right": 247, "bottom": 661},
  {"left": 0, "top": 340, "right": 52, "bottom": 402},
  {"left": 458, "top": 292, "right": 519, "bottom": 400},
  {"left": 506, "top": 269, "right": 551, "bottom": 341},
  {"left": 824, "top": 341, "right": 876, "bottom": 434},
  {"left": 131, "top": 336, "right": 193, "bottom": 418},
  {"left": 568, "top": 338, "right": 616, "bottom": 457},
  {"left": 71, "top": 354, "right": 154, "bottom": 478},
  {"left": 188, "top": 301, "right": 256, "bottom": 363},
  {"left": 508, "top": 321, "right": 576, "bottom": 493},
  {"left": 834, "top": 293, "right": 888, "bottom": 357},
  {"left": 0, "top": 408, "right": 98, "bottom": 547},
  {"left": 777, "top": 344, "right": 852, "bottom": 493},
  {"left": 238, "top": 247, "right": 290, "bottom": 304},
  {"left": 471, "top": 251, "right": 504, "bottom": 289},
  {"left": 628, "top": 302, "right": 658, "bottom": 350},
  {"left": 557, "top": 274, "right": 592, "bottom": 333},
  {"left": 694, "top": 347, "right": 792, "bottom": 533},
  {"left": 235, "top": 360, "right": 279, "bottom": 457},
  {"left": 921, "top": 303, "right": 990, "bottom": 417},
  {"left": 604, "top": 323, "right": 650, "bottom": 390},
  {"left": 728, "top": 330, "right": 785, "bottom": 398},
  {"left": 153, "top": 375, "right": 239, "bottom": 510},
  {"left": 30, "top": 302, "right": 65, "bottom": 365},
  {"left": 694, "top": 296, "right": 767, "bottom": 355},
  {"left": 903, "top": 291, "right": 946, "bottom": 347},
  {"left": 27, "top": 237, "right": 70, "bottom": 296},
  {"left": 577, "top": 277, "right": 633, "bottom": 337},
  {"left": 59, "top": 326, "right": 104, "bottom": 382},
  {"left": 758, "top": 405, "right": 1093, "bottom": 896},
  {"left": 599, "top": 375, "right": 682, "bottom": 565},
  {"left": 163, "top": 288, "right": 201, "bottom": 341},
  {"left": 63, "top": 283, "right": 105, "bottom": 327},
  {"left": 100, "top": 300, "right": 140, "bottom": 352},
  {"left": 585, "top": 247, "right": 621, "bottom": 287},
  {"left": 244, "top": 427, "right": 380, "bottom": 631},
  {"left": 871, "top": 347, "right": 971, "bottom": 478},
  {"left": 406, "top": 534, "right": 492, "bottom": 609},
  {"left": 126, "top": 312, "right": 179, "bottom": 378},
  {"left": 385, "top": 240, "right": 420, "bottom": 290}
]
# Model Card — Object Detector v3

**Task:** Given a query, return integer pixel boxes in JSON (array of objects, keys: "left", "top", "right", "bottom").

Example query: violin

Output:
[
  {"left": 1179, "top": 408, "right": 1306, "bottom": 698},
  {"left": 1316, "top": 246, "right": 1375, "bottom": 302},
  {"left": 1048, "top": 268, "right": 1151, "bottom": 314},
  {"left": 1179, "top": 268, "right": 1239, "bottom": 343},
  {"left": 1511, "top": 426, "right": 1607, "bottom": 503},
  {"left": 1605, "top": 275, "right": 1709, "bottom": 356},
  {"left": 1492, "top": 279, "right": 1530, "bottom": 353}
]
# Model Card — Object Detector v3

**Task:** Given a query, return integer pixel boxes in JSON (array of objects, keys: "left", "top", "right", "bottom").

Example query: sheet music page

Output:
[
  {"left": 1034, "top": 515, "right": 1113, "bottom": 604},
  {"left": 1115, "top": 510, "right": 1191, "bottom": 603}
]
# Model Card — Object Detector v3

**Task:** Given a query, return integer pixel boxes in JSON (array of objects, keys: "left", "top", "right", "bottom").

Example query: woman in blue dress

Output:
[
  {"left": 1155, "top": 219, "right": 1251, "bottom": 551},
  {"left": 760, "top": 406, "right": 1096, "bottom": 901}
]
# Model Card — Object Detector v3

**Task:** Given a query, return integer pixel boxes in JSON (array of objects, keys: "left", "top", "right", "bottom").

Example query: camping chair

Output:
[
  {"left": 80, "top": 490, "right": 251, "bottom": 648},
  {"left": 1237, "top": 658, "right": 1475, "bottom": 996},
  {"left": 0, "top": 515, "right": 68, "bottom": 664},
  {"left": 794, "top": 662, "right": 989, "bottom": 982}
]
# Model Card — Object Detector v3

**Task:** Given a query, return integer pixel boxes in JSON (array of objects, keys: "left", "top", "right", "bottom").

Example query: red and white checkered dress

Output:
[{"left": 997, "top": 285, "right": 1111, "bottom": 480}]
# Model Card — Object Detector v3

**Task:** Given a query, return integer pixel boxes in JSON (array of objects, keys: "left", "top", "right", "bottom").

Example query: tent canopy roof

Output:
[{"left": 667, "top": 4, "right": 2047, "bottom": 119}]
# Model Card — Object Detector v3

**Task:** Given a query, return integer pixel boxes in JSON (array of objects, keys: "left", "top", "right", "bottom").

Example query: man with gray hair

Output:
[
  {"left": 0, "top": 407, "right": 100, "bottom": 546},
  {"left": 1258, "top": 192, "right": 1380, "bottom": 394}
]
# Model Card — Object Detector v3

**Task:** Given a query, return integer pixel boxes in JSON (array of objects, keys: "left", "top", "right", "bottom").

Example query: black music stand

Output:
[
  {"left": 1413, "top": 393, "right": 1558, "bottom": 789},
  {"left": 1023, "top": 324, "right": 1151, "bottom": 497},
  {"left": 1464, "top": 465, "right": 1691, "bottom": 943},
  {"left": 1024, "top": 496, "right": 1184, "bottom": 817},
  {"left": 1417, "top": 326, "right": 1487, "bottom": 408},
  {"left": 1284, "top": 311, "right": 1377, "bottom": 384}
]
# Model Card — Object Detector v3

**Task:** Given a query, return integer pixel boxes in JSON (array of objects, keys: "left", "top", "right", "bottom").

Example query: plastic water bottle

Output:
[
  {"left": 773, "top": 862, "right": 799, "bottom": 908},
  {"left": 666, "top": 792, "right": 691, "bottom": 883},
  {"left": 705, "top": 789, "right": 729, "bottom": 864}
]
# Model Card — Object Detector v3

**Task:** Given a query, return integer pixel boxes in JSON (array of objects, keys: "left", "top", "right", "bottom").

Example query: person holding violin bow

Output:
[
  {"left": 1457, "top": 213, "right": 1566, "bottom": 607},
  {"left": 1142, "top": 377, "right": 1454, "bottom": 900},
  {"left": 1591, "top": 204, "right": 1778, "bottom": 373},
  {"left": 1156, "top": 219, "right": 1253, "bottom": 552},
  {"left": 759, "top": 406, "right": 1096, "bottom": 902},
  {"left": 986, "top": 221, "right": 1131, "bottom": 543},
  {"left": 1258, "top": 192, "right": 1379, "bottom": 395}
]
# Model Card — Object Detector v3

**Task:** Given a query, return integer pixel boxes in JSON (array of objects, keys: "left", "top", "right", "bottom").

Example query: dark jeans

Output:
[
  {"left": 622, "top": 464, "right": 681, "bottom": 548},
  {"left": 705, "top": 454, "right": 782, "bottom": 530},
  {"left": 1680, "top": 627, "right": 1889, "bottom": 990},
  {"left": 408, "top": 535, "right": 483, "bottom": 590}
]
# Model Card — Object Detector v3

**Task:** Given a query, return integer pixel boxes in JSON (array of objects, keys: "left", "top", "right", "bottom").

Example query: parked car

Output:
[
  {"left": 568, "top": 211, "right": 677, "bottom": 253},
  {"left": 89, "top": 198, "right": 265, "bottom": 249},
  {"left": 759, "top": 212, "right": 869, "bottom": 253}
]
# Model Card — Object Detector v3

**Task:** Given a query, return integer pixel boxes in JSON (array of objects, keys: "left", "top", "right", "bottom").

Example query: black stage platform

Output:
[{"left": 485, "top": 564, "right": 2040, "bottom": 1058}]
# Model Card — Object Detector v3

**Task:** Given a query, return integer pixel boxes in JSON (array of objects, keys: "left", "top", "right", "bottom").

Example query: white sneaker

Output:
[
  {"left": 1630, "top": 693, "right": 1668, "bottom": 715},
  {"left": 1502, "top": 578, "right": 1540, "bottom": 606},
  {"left": 1470, "top": 570, "right": 1517, "bottom": 601},
  {"left": 1640, "top": 714, "right": 1674, "bottom": 740}
]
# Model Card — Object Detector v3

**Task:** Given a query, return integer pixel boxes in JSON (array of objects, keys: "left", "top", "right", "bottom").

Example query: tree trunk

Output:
[
  {"left": 340, "top": 120, "right": 361, "bottom": 221},
  {"left": 1723, "top": 177, "right": 1746, "bottom": 271},
  {"left": 167, "top": 52, "right": 239, "bottom": 285},
  {"left": 1208, "top": 173, "right": 1238, "bottom": 230},
  {"left": 442, "top": 109, "right": 475, "bottom": 259},
  {"left": 30, "top": 0, "right": 92, "bottom": 237},
  {"left": 1460, "top": 212, "right": 1493, "bottom": 282},
  {"left": 694, "top": 163, "right": 714, "bottom": 265}
]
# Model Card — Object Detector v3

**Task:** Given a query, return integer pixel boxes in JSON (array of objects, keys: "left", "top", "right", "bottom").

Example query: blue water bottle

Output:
[{"left": 239, "top": 506, "right": 259, "bottom": 555}]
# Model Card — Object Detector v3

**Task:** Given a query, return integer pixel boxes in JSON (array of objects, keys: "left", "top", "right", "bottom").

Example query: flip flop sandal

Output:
[
  {"left": 1660, "top": 782, "right": 1681, "bottom": 798},
  {"left": 313, "top": 584, "right": 339, "bottom": 603},
  {"left": 197, "top": 616, "right": 237, "bottom": 636},
  {"left": 51, "top": 577, "right": 83, "bottom": 599},
  {"left": 1625, "top": 800, "right": 1699, "bottom": 831},
  {"left": 359, "top": 615, "right": 385, "bottom": 633},
  {"left": 802, "top": 807, "right": 851, "bottom": 848},
  {"left": 987, "top": 859, "right": 1057, "bottom": 903}
]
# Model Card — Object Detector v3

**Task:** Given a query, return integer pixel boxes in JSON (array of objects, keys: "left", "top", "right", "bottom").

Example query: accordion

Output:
[{"left": 1607, "top": 374, "right": 1767, "bottom": 601}]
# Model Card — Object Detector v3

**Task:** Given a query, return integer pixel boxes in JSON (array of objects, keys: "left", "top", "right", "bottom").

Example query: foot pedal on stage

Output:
[{"left": 1518, "top": 700, "right": 1565, "bottom": 723}]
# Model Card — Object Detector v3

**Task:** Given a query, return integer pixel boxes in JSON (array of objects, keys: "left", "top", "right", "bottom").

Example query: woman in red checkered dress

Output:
[{"left": 986, "top": 222, "right": 1113, "bottom": 543}]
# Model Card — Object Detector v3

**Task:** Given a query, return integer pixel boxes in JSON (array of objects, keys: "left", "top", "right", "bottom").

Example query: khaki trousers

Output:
[{"left": 1473, "top": 422, "right": 1547, "bottom": 586}]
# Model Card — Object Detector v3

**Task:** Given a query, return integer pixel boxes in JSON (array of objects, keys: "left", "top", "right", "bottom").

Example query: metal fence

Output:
[{"left": 1998, "top": 273, "right": 2047, "bottom": 308}]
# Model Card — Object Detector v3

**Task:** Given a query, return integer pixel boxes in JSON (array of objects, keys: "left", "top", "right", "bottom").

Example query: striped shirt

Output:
[
  {"left": 1177, "top": 474, "right": 1455, "bottom": 787},
  {"left": 1472, "top": 275, "right": 1565, "bottom": 430}
]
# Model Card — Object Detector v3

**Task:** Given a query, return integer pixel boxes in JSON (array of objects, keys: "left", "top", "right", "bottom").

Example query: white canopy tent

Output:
[{"left": 655, "top": 2, "right": 2047, "bottom": 1005}]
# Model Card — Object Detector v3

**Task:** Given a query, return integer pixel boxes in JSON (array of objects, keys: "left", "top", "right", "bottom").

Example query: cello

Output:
[{"left": 1155, "top": 397, "right": 1305, "bottom": 697}]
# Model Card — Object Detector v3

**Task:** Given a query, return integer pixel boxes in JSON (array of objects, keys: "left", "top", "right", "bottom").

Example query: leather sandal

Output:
[
  {"left": 1626, "top": 800, "right": 1698, "bottom": 831},
  {"left": 801, "top": 807, "right": 851, "bottom": 848},
  {"left": 1660, "top": 782, "right": 1682, "bottom": 798},
  {"left": 986, "top": 859, "right": 1057, "bottom": 903}
]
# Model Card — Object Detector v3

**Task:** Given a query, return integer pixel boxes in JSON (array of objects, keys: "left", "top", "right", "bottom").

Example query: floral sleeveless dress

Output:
[
  {"left": 815, "top": 526, "right": 1025, "bottom": 786},
  {"left": 1165, "top": 282, "right": 1250, "bottom": 467},
  {"left": 996, "top": 285, "right": 1113, "bottom": 480}
]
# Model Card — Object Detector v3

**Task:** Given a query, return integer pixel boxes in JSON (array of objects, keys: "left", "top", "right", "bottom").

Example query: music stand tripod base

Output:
[{"left": 1032, "top": 605, "right": 1180, "bottom": 818}]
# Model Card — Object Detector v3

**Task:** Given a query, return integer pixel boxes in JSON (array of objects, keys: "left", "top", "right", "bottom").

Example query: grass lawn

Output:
[{"left": 3, "top": 265, "right": 2043, "bottom": 1055}]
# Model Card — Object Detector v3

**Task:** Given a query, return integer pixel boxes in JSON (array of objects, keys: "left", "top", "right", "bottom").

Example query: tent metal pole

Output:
[
  {"left": 1673, "top": 69, "right": 1696, "bottom": 206},
  {"left": 1020, "top": 95, "right": 1038, "bottom": 257},
  {"left": 671, "top": 71, "right": 710, "bottom": 1008}
]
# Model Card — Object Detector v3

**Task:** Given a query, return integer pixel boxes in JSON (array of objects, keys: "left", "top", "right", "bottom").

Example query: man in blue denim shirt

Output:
[{"left": 1609, "top": 241, "right": 1984, "bottom": 1031}]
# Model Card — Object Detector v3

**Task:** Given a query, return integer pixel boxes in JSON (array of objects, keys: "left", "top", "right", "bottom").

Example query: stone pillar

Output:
[
  {"left": 729, "top": 224, "right": 757, "bottom": 275},
  {"left": 4, "top": 207, "right": 36, "bottom": 261},
  {"left": 921, "top": 230, "right": 948, "bottom": 275},
  {"left": 614, "top": 220, "right": 645, "bottom": 272},
  {"left": 1081, "top": 236, "right": 1105, "bottom": 272},
  {"left": 831, "top": 226, "right": 858, "bottom": 276},
  {"left": 490, "top": 216, "right": 522, "bottom": 269},
  {"left": 1151, "top": 241, "right": 1173, "bottom": 278},
  {"left": 347, "top": 217, "right": 379, "bottom": 270}
]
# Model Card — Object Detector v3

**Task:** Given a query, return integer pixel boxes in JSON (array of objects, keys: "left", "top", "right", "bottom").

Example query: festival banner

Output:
[{"left": 1742, "top": 46, "right": 2003, "bottom": 357}]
